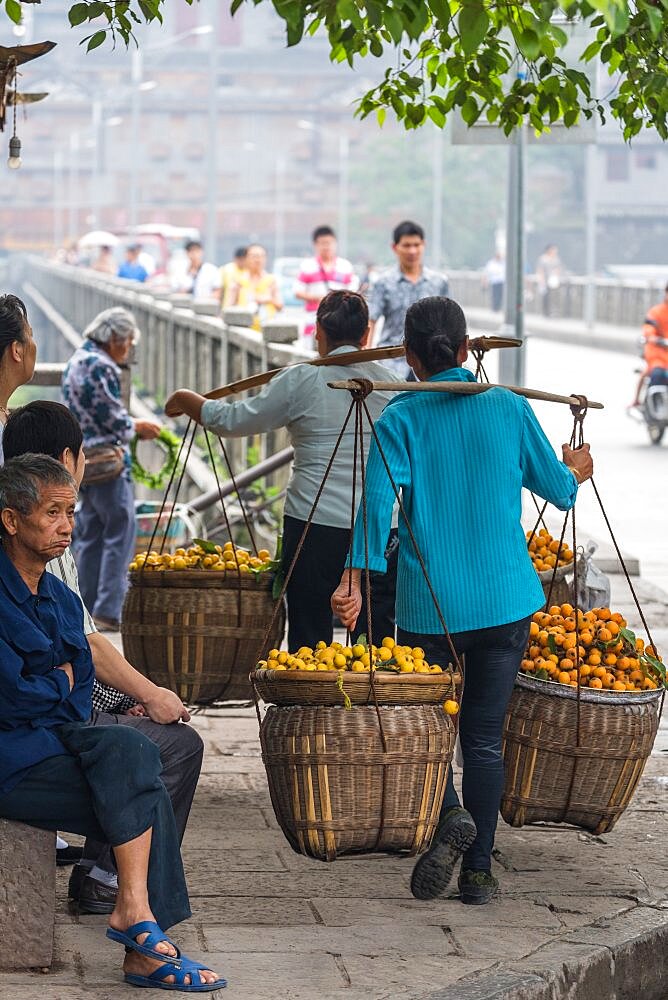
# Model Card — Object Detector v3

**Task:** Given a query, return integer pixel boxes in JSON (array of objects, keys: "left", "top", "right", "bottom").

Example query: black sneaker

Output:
[
  {"left": 56, "top": 845, "right": 83, "bottom": 867},
  {"left": 70, "top": 872, "right": 118, "bottom": 915},
  {"left": 67, "top": 863, "right": 88, "bottom": 900},
  {"left": 458, "top": 868, "right": 499, "bottom": 905},
  {"left": 410, "top": 807, "right": 477, "bottom": 901}
]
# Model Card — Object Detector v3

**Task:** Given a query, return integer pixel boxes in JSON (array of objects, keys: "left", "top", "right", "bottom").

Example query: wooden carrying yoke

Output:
[
  {"left": 193, "top": 336, "right": 523, "bottom": 404},
  {"left": 327, "top": 379, "right": 604, "bottom": 410}
]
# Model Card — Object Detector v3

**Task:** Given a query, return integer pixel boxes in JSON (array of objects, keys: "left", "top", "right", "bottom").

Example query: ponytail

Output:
[
  {"left": 404, "top": 297, "right": 467, "bottom": 375},
  {"left": 316, "top": 290, "right": 369, "bottom": 346}
]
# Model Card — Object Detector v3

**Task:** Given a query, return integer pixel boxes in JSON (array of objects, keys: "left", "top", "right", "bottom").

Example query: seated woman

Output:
[
  {"left": 0, "top": 454, "right": 224, "bottom": 992},
  {"left": 333, "top": 297, "right": 593, "bottom": 906}
]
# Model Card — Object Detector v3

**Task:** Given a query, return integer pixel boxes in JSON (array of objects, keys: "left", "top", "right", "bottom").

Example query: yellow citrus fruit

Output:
[{"left": 443, "top": 700, "right": 459, "bottom": 715}]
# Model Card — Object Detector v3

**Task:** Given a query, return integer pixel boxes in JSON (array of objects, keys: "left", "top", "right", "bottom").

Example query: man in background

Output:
[
  {"left": 294, "top": 225, "right": 356, "bottom": 338},
  {"left": 180, "top": 240, "right": 220, "bottom": 301},
  {"left": 630, "top": 281, "right": 668, "bottom": 408},
  {"left": 220, "top": 246, "right": 248, "bottom": 310},
  {"left": 368, "top": 220, "right": 449, "bottom": 376},
  {"left": 117, "top": 244, "right": 148, "bottom": 283}
]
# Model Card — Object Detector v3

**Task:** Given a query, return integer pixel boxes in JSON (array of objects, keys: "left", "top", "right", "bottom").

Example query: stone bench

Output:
[{"left": 0, "top": 819, "right": 55, "bottom": 970}]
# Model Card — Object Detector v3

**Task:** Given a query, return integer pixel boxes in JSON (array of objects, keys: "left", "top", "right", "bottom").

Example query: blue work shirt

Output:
[
  {"left": 118, "top": 261, "right": 148, "bottom": 282},
  {"left": 0, "top": 546, "right": 94, "bottom": 795},
  {"left": 350, "top": 367, "right": 578, "bottom": 634}
]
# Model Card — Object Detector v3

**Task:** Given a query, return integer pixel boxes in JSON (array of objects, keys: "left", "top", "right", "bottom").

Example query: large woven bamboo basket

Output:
[
  {"left": 253, "top": 668, "right": 460, "bottom": 707},
  {"left": 121, "top": 570, "right": 285, "bottom": 704},
  {"left": 261, "top": 703, "right": 455, "bottom": 861},
  {"left": 501, "top": 673, "right": 661, "bottom": 835}
]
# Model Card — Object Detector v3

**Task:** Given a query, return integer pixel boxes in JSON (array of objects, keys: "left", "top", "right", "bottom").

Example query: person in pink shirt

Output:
[{"left": 294, "top": 225, "right": 357, "bottom": 336}]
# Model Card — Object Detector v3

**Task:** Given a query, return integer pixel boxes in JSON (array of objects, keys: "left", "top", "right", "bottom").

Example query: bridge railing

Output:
[
  {"left": 447, "top": 270, "right": 665, "bottom": 326},
  {"left": 23, "top": 258, "right": 309, "bottom": 501}
]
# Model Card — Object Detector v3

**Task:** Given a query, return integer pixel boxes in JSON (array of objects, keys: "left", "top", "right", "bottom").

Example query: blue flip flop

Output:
[
  {"left": 107, "top": 920, "right": 183, "bottom": 967},
  {"left": 125, "top": 956, "right": 227, "bottom": 992}
]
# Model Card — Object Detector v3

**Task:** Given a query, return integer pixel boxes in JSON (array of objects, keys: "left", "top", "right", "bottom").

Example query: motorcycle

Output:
[
  {"left": 644, "top": 368, "right": 668, "bottom": 445},
  {"left": 630, "top": 334, "right": 668, "bottom": 445}
]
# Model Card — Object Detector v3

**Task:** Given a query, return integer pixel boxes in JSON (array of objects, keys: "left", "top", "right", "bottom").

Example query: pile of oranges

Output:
[
  {"left": 129, "top": 540, "right": 274, "bottom": 574},
  {"left": 527, "top": 528, "right": 574, "bottom": 573},
  {"left": 257, "top": 637, "right": 460, "bottom": 715},
  {"left": 520, "top": 603, "right": 664, "bottom": 692},
  {"left": 258, "top": 636, "right": 448, "bottom": 677}
]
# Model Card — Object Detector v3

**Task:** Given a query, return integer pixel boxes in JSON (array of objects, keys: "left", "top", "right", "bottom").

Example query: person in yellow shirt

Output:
[
  {"left": 229, "top": 244, "right": 283, "bottom": 330},
  {"left": 219, "top": 246, "right": 247, "bottom": 310}
]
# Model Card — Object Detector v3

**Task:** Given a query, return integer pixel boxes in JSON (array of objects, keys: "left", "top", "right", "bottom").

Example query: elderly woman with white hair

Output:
[{"left": 62, "top": 307, "right": 161, "bottom": 630}]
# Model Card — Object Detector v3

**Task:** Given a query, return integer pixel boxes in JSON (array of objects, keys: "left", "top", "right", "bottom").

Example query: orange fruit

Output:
[
  {"left": 557, "top": 670, "right": 571, "bottom": 684},
  {"left": 589, "top": 677, "right": 603, "bottom": 689}
]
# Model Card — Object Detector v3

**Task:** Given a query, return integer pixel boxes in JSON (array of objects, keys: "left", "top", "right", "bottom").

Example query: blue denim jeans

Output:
[
  {"left": 398, "top": 616, "right": 531, "bottom": 871},
  {"left": 74, "top": 474, "right": 136, "bottom": 621}
]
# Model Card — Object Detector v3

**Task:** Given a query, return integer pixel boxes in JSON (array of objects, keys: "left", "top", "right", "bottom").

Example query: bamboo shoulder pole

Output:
[
  {"left": 198, "top": 336, "right": 521, "bottom": 403},
  {"left": 327, "top": 379, "right": 604, "bottom": 410}
]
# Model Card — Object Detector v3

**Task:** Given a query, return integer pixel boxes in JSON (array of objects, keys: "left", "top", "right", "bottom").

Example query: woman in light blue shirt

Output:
[
  {"left": 165, "top": 291, "right": 400, "bottom": 650},
  {"left": 333, "top": 297, "right": 593, "bottom": 905}
]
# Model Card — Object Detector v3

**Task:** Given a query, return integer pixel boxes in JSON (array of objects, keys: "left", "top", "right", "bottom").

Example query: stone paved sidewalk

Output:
[{"left": 5, "top": 573, "right": 667, "bottom": 999}]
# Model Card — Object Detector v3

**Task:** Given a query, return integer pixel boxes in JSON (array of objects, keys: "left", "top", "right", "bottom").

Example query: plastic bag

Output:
[{"left": 573, "top": 540, "right": 610, "bottom": 612}]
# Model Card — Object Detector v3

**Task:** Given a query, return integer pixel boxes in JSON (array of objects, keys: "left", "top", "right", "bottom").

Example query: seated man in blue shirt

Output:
[
  {"left": 3, "top": 400, "right": 203, "bottom": 919},
  {"left": 0, "top": 455, "right": 224, "bottom": 992}
]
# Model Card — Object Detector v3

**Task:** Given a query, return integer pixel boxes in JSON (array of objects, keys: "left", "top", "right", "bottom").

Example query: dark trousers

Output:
[
  {"left": 0, "top": 723, "right": 190, "bottom": 931},
  {"left": 398, "top": 616, "right": 531, "bottom": 872},
  {"left": 82, "top": 712, "right": 204, "bottom": 874},
  {"left": 75, "top": 475, "right": 136, "bottom": 622},
  {"left": 282, "top": 515, "right": 397, "bottom": 651}
]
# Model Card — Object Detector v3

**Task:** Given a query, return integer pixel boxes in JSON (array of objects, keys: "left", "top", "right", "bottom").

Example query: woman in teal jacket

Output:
[{"left": 333, "top": 297, "right": 593, "bottom": 905}]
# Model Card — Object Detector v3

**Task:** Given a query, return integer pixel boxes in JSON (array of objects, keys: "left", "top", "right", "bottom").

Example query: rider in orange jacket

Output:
[{"left": 631, "top": 283, "right": 668, "bottom": 407}]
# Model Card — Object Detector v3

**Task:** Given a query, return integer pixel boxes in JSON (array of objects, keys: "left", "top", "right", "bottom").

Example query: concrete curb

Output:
[{"left": 421, "top": 902, "right": 668, "bottom": 1000}]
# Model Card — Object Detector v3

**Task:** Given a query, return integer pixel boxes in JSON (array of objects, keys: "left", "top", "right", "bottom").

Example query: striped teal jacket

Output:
[{"left": 350, "top": 367, "right": 578, "bottom": 634}]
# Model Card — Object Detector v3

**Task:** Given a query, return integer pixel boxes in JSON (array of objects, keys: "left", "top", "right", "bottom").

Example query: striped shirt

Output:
[
  {"left": 46, "top": 549, "right": 135, "bottom": 714},
  {"left": 294, "top": 256, "right": 357, "bottom": 334},
  {"left": 350, "top": 367, "right": 578, "bottom": 634}
]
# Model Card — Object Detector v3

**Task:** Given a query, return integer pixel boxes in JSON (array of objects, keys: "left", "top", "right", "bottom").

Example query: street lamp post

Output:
[
  {"left": 337, "top": 134, "right": 349, "bottom": 257},
  {"left": 127, "top": 24, "right": 213, "bottom": 231},
  {"left": 499, "top": 124, "right": 527, "bottom": 386},
  {"left": 274, "top": 155, "right": 286, "bottom": 259},
  {"left": 67, "top": 132, "right": 80, "bottom": 241},
  {"left": 431, "top": 127, "right": 444, "bottom": 269},
  {"left": 205, "top": 10, "right": 219, "bottom": 259}
]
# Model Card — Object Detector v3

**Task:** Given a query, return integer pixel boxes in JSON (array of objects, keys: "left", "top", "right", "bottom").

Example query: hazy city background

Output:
[{"left": 2, "top": 0, "right": 668, "bottom": 277}]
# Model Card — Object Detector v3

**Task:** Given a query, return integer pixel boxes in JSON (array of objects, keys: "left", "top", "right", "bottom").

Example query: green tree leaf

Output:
[
  {"left": 458, "top": 2, "right": 490, "bottom": 56},
  {"left": 86, "top": 29, "right": 107, "bottom": 51},
  {"left": 5, "top": 0, "right": 22, "bottom": 23}
]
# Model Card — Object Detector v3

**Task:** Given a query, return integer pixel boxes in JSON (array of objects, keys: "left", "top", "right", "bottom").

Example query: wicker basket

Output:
[
  {"left": 260, "top": 703, "right": 455, "bottom": 861},
  {"left": 501, "top": 673, "right": 661, "bottom": 834},
  {"left": 253, "top": 668, "right": 460, "bottom": 707},
  {"left": 121, "top": 570, "right": 285, "bottom": 704}
]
